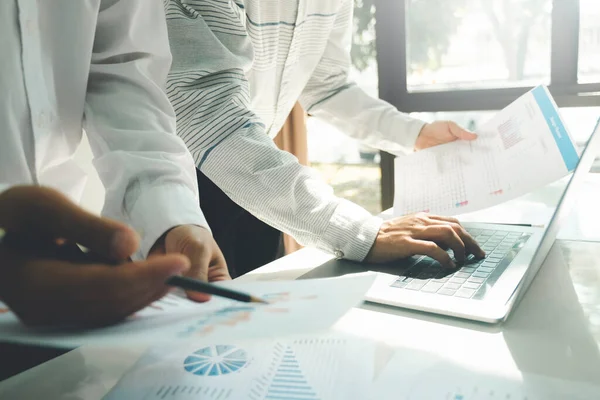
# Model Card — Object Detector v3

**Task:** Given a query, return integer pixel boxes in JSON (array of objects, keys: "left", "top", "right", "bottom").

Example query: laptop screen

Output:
[{"left": 511, "top": 118, "right": 600, "bottom": 304}]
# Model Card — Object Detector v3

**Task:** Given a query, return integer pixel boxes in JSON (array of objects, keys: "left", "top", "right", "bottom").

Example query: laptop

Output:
[{"left": 300, "top": 118, "right": 600, "bottom": 324}]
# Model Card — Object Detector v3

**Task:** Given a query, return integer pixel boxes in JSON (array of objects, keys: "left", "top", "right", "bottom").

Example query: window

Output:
[
  {"left": 579, "top": 0, "right": 600, "bottom": 83},
  {"left": 375, "top": 0, "right": 600, "bottom": 209},
  {"left": 406, "top": 0, "right": 552, "bottom": 92}
]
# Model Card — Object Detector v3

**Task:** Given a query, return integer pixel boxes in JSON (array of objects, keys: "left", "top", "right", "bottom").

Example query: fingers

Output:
[
  {"left": 407, "top": 239, "right": 454, "bottom": 268},
  {"left": 184, "top": 250, "right": 212, "bottom": 303},
  {"left": 184, "top": 247, "right": 210, "bottom": 284},
  {"left": 427, "top": 215, "right": 460, "bottom": 224},
  {"left": 415, "top": 225, "right": 466, "bottom": 263},
  {"left": 449, "top": 121, "right": 477, "bottom": 141},
  {"left": 207, "top": 247, "right": 231, "bottom": 282},
  {"left": 0, "top": 186, "right": 139, "bottom": 260},
  {"left": 160, "top": 225, "right": 230, "bottom": 302},
  {"left": 428, "top": 215, "right": 486, "bottom": 258},
  {"left": 175, "top": 234, "right": 213, "bottom": 302},
  {"left": 188, "top": 245, "right": 230, "bottom": 301},
  {"left": 2, "top": 253, "right": 190, "bottom": 327},
  {"left": 365, "top": 213, "right": 485, "bottom": 265},
  {"left": 90, "top": 255, "right": 190, "bottom": 324},
  {"left": 180, "top": 238, "right": 212, "bottom": 302}
]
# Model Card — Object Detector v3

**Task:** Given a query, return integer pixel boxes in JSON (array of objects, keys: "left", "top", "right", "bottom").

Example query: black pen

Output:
[
  {"left": 166, "top": 275, "right": 268, "bottom": 304},
  {"left": 0, "top": 230, "right": 268, "bottom": 304}
]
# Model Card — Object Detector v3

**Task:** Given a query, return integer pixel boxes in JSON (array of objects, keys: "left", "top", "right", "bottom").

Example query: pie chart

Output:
[{"left": 183, "top": 345, "right": 248, "bottom": 376}]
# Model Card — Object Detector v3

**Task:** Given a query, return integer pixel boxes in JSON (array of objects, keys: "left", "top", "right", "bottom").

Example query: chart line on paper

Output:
[
  {"left": 498, "top": 118, "right": 524, "bottom": 150},
  {"left": 262, "top": 346, "right": 319, "bottom": 400},
  {"left": 153, "top": 385, "right": 232, "bottom": 399},
  {"left": 106, "top": 335, "right": 373, "bottom": 400}
]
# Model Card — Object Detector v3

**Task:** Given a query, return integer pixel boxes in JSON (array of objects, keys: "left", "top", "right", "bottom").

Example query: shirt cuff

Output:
[
  {"left": 390, "top": 117, "right": 427, "bottom": 154},
  {"left": 128, "top": 184, "right": 210, "bottom": 260},
  {"left": 317, "top": 199, "right": 383, "bottom": 262}
]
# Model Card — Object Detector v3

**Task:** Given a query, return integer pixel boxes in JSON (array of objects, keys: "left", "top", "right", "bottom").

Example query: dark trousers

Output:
[{"left": 196, "top": 169, "right": 283, "bottom": 278}]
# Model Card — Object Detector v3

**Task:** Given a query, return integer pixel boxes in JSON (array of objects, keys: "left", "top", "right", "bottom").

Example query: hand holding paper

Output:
[
  {"left": 415, "top": 120, "right": 478, "bottom": 150},
  {"left": 394, "top": 86, "right": 579, "bottom": 217}
]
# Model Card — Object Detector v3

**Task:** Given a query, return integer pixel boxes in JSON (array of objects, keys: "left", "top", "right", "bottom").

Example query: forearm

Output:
[
  {"left": 201, "top": 125, "right": 383, "bottom": 261},
  {"left": 86, "top": 0, "right": 209, "bottom": 259},
  {"left": 165, "top": 0, "right": 381, "bottom": 260},
  {"left": 298, "top": 0, "right": 425, "bottom": 154},
  {"left": 302, "top": 83, "right": 426, "bottom": 154}
]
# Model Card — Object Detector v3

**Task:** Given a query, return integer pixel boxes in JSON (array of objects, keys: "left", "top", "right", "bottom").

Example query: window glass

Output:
[
  {"left": 578, "top": 0, "right": 600, "bottom": 83},
  {"left": 307, "top": 0, "right": 381, "bottom": 214},
  {"left": 406, "top": 0, "right": 552, "bottom": 92}
]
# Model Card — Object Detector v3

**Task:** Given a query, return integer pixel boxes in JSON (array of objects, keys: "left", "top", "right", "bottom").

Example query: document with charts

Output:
[
  {"left": 394, "top": 86, "right": 579, "bottom": 217},
  {"left": 104, "top": 334, "right": 374, "bottom": 400},
  {"left": 0, "top": 274, "right": 375, "bottom": 348}
]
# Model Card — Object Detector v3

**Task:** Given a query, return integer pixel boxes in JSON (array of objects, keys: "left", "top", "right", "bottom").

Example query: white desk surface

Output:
[{"left": 2, "top": 174, "right": 600, "bottom": 399}]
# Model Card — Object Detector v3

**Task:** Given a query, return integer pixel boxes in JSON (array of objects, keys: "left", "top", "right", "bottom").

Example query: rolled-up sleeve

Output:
[
  {"left": 164, "top": 0, "right": 382, "bottom": 261},
  {"left": 299, "top": 0, "right": 426, "bottom": 155},
  {"left": 83, "top": 0, "right": 209, "bottom": 259}
]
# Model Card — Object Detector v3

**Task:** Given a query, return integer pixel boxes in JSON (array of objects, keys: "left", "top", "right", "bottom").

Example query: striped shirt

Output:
[{"left": 165, "top": 0, "right": 426, "bottom": 261}]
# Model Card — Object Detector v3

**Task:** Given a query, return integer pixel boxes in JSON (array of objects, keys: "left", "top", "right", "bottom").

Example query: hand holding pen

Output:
[{"left": 0, "top": 186, "right": 263, "bottom": 329}]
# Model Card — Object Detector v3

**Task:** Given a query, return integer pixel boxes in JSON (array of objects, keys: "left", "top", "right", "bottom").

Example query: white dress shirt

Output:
[
  {"left": 165, "top": 0, "right": 426, "bottom": 261},
  {"left": 0, "top": 0, "right": 209, "bottom": 259}
]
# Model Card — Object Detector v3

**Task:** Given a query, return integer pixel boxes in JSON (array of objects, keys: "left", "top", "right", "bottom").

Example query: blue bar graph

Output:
[
  {"left": 154, "top": 384, "right": 231, "bottom": 399},
  {"left": 263, "top": 346, "right": 320, "bottom": 400}
]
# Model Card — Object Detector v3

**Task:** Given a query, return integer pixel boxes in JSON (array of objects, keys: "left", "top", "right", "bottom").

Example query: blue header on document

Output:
[{"left": 532, "top": 86, "right": 579, "bottom": 171}]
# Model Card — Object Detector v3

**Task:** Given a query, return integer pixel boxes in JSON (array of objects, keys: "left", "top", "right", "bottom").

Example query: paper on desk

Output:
[
  {"left": 104, "top": 334, "right": 374, "bottom": 400},
  {"left": 0, "top": 273, "right": 375, "bottom": 348},
  {"left": 371, "top": 349, "right": 600, "bottom": 400},
  {"left": 394, "top": 86, "right": 579, "bottom": 217}
]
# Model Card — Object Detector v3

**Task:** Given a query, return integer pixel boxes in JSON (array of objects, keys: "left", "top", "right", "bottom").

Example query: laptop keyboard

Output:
[{"left": 390, "top": 229, "right": 531, "bottom": 300}]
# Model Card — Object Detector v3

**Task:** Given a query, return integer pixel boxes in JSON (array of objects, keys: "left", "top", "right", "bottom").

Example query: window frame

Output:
[{"left": 374, "top": 0, "right": 600, "bottom": 209}]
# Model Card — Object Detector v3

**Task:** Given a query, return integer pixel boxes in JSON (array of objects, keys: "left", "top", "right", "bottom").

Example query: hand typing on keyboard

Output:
[
  {"left": 365, "top": 213, "right": 485, "bottom": 268},
  {"left": 391, "top": 228, "right": 528, "bottom": 299}
]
